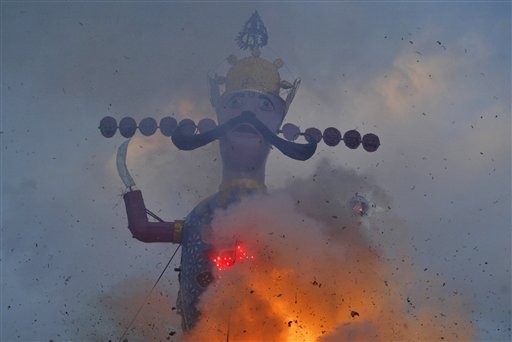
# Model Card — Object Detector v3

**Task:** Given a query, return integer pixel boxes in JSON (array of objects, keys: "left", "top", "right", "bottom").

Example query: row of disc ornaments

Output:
[{"left": 99, "top": 116, "right": 380, "bottom": 152}]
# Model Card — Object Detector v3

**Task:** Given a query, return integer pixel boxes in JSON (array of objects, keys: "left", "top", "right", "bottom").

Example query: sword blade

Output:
[{"left": 116, "top": 139, "right": 136, "bottom": 188}]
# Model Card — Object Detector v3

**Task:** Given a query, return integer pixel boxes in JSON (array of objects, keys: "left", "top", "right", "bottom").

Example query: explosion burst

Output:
[{"left": 184, "top": 166, "right": 475, "bottom": 341}]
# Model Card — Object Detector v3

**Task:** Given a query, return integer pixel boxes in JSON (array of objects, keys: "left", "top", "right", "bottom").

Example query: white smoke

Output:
[{"left": 185, "top": 159, "right": 475, "bottom": 341}]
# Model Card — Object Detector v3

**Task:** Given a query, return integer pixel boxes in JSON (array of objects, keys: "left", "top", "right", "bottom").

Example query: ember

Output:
[{"left": 210, "top": 244, "right": 254, "bottom": 271}]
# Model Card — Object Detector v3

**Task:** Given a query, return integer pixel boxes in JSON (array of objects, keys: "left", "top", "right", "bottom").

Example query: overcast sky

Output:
[{"left": 1, "top": 2, "right": 510, "bottom": 341}]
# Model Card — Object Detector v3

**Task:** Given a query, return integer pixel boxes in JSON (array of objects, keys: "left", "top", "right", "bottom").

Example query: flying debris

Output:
[
  {"left": 349, "top": 193, "right": 370, "bottom": 217},
  {"left": 436, "top": 40, "right": 447, "bottom": 50}
]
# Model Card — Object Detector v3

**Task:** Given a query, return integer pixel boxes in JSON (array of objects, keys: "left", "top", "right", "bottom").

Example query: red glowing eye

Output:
[{"left": 209, "top": 243, "right": 255, "bottom": 271}]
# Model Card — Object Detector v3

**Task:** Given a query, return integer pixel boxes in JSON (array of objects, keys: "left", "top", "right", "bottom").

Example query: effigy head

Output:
[
  {"left": 208, "top": 11, "right": 304, "bottom": 170},
  {"left": 164, "top": 15, "right": 313, "bottom": 162},
  {"left": 216, "top": 89, "right": 286, "bottom": 173},
  {"left": 208, "top": 11, "right": 300, "bottom": 115},
  {"left": 216, "top": 90, "right": 285, "bottom": 134},
  {"left": 225, "top": 54, "right": 281, "bottom": 96},
  {"left": 98, "top": 12, "right": 379, "bottom": 159}
]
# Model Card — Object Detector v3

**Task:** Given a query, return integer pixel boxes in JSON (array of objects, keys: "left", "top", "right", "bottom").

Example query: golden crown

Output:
[{"left": 208, "top": 12, "right": 300, "bottom": 113}]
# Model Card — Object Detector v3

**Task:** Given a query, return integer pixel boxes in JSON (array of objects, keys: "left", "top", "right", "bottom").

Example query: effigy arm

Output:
[{"left": 123, "top": 190, "right": 183, "bottom": 243}]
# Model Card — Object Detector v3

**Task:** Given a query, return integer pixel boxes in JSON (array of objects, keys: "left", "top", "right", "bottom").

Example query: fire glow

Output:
[
  {"left": 185, "top": 192, "right": 475, "bottom": 341},
  {"left": 210, "top": 244, "right": 254, "bottom": 271}
]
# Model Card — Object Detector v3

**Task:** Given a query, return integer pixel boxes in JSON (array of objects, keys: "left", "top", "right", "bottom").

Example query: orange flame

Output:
[{"left": 184, "top": 194, "right": 475, "bottom": 341}]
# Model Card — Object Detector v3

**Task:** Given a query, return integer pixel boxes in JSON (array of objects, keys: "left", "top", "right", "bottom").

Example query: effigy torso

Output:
[{"left": 177, "top": 179, "right": 265, "bottom": 331}]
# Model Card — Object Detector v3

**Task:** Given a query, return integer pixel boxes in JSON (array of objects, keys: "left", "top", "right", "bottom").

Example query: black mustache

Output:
[{"left": 171, "top": 112, "right": 317, "bottom": 161}]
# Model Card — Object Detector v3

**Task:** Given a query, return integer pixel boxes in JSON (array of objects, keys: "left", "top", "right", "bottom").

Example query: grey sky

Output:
[{"left": 1, "top": 2, "right": 510, "bottom": 341}]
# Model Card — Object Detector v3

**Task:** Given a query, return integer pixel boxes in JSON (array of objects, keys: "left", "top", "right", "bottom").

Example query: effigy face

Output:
[
  {"left": 216, "top": 90, "right": 286, "bottom": 172},
  {"left": 216, "top": 90, "right": 286, "bottom": 132}
]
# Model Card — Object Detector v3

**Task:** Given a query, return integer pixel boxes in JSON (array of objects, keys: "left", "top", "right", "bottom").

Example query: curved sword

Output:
[{"left": 116, "top": 139, "right": 136, "bottom": 189}]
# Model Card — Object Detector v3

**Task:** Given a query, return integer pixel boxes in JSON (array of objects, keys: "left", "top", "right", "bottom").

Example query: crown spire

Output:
[
  {"left": 208, "top": 11, "right": 301, "bottom": 113},
  {"left": 235, "top": 11, "right": 268, "bottom": 51}
]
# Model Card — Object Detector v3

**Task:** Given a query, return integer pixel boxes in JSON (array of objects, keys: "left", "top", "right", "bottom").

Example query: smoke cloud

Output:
[{"left": 185, "top": 159, "right": 475, "bottom": 341}]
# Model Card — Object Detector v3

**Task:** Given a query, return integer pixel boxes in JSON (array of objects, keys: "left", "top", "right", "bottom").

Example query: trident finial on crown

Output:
[
  {"left": 236, "top": 11, "right": 268, "bottom": 52},
  {"left": 208, "top": 11, "right": 301, "bottom": 112}
]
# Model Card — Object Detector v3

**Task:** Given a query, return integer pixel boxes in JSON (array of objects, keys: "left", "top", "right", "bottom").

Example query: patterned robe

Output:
[{"left": 176, "top": 179, "right": 265, "bottom": 331}]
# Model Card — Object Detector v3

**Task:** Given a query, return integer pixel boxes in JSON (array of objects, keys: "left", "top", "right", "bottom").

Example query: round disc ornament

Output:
[
  {"left": 178, "top": 119, "right": 196, "bottom": 136},
  {"left": 362, "top": 133, "right": 380, "bottom": 152},
  {"left": 119, "top": 117, "right": 137, "bottom": 138},
  {"left": 160, "top": 117, "right": 177, "bottom": 137},
  {"left": 139, "top": 117, "right": 158, "bottom": 136},
  {"left": 323, "top": 127, "right": 342, "bottom": 146},
  {"left": 304, "top": 127, "right": 322, "bottom": 143},
  {"left": 99, "top": 116, "right": 117, "bottom": 138},
  {"left": 197, "top": 118, "right": 217, "bottom": 134},
  {"left": 343, "top": 130, "right": 361, "bottom": 149},
  {"left": 282, "top": 123, "right": 300, "bottom": 141}
]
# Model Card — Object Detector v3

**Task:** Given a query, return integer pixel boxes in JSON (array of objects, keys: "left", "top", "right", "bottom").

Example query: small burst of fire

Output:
[
  {"left": 210, "top": 244, "right": 254, "bottom": 271},
  {"left": 354, "top": 205, "right": 365, "bottom": 215}
]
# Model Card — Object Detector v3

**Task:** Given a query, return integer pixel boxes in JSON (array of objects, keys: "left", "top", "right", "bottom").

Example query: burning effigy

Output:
[
  {"left": 182, "top": 169, "right": 475, "bottom": 341},
  {"left": 99, "top": 11, "right": 474, "bottom": 341}
]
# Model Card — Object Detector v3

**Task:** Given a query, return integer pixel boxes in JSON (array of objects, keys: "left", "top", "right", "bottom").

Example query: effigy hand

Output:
[{"left": 123, "top": 189, "right": 183, "bottom": 243}]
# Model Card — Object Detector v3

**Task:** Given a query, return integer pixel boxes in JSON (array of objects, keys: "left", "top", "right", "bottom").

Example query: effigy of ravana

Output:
[{"left": 99, "top": 11, "right": 380, "bottom": 332}]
